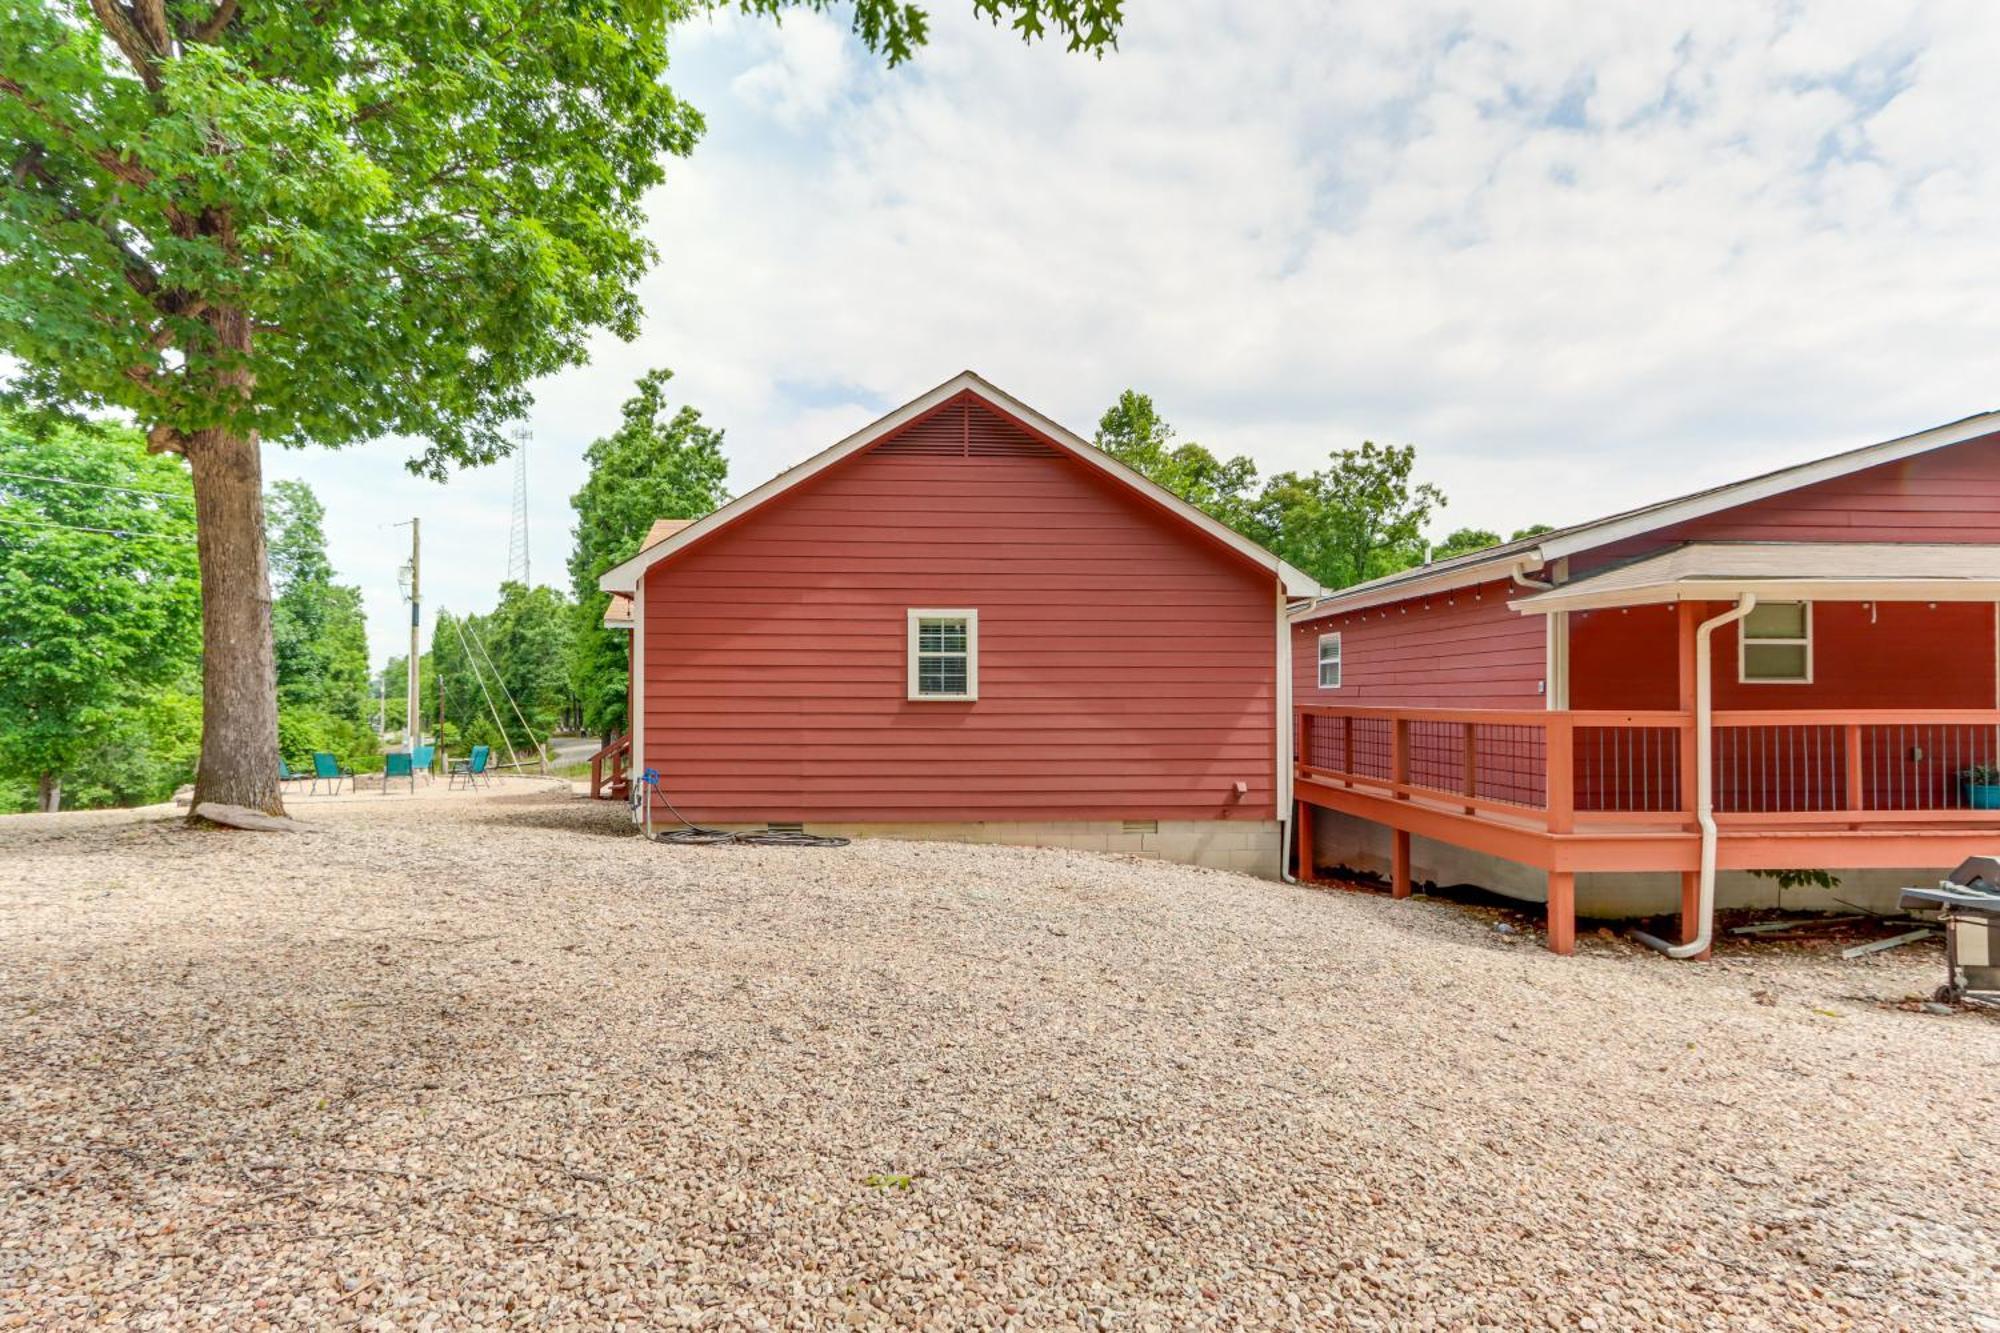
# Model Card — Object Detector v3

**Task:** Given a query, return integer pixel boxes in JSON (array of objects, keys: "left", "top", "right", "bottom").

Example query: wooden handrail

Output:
[{"left": 588, "top": 732, "right": 631, "bottom": 802}]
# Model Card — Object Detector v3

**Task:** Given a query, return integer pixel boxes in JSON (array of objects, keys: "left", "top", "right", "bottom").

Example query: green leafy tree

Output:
[
  {"left": 267, "top": 480, "right": 370, "bottom": 725},
  {"left": 569, "top": 369, "right": 730, "bottom": 739},
  {"left": 0, "top": 0, "right": 1120, "bottom": 816},
  {"left": 1251, "top": 443, "right": 1445, "bottom": 589},
  {"left": 1093, "top": 390, "right": 1259, "bottom": 530},
  {"left": 1511, "top": 522, "right": 1555, "bottom": 541},
  {"left": 1432, "top": 526, "right": 1502, "bottom": 561},
  {"left": 480, "top": 582, "right": 575, "bottom": 751},
  {"left": 0, "top": 411, "right": 202, "bottom": 810}
]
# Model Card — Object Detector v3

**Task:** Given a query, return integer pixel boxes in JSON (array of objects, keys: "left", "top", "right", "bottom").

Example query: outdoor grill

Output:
[{"left": 1901, "top": 856, "right": 2000, "bottom": 1002}]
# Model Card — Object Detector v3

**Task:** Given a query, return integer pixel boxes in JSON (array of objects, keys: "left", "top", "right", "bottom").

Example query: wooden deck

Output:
[{"left": 1293, "top": 705, "right": 2000, "bottom": 954}]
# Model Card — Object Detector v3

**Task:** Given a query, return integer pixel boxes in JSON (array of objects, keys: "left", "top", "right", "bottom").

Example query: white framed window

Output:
[
  {"left": 908, "top": 609, "right": 978, "bottom": 700},
  {"left": 1317, "top": 632, "right": 1343, "bottom": 689},
  {"left": 1739, "top": 600, "right": 1811, "bottom": 684}
]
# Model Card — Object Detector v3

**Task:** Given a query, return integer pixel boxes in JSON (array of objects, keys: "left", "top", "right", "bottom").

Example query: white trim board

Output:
[{"left": 600, "top": 370, "right": 1323, "bottom": 599}]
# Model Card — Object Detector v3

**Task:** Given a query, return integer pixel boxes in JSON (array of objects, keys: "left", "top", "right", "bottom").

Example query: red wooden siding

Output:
[
  {"left": 1585, "top": 431, "right": 2000, "bottom": 560},
  {"left": 1291, "top": 578, "right": 1547, "bottom": 710},
  {"left": 1570, "top": 601, "right": 1997, "bottom": 711},
  {"left": 638, "top": 397, "right": 1279, "bottom": 823}
]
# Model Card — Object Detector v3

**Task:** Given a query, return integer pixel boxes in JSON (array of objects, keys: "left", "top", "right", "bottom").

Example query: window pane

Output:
[
  {"left": 918, "top": 655, "right": 967, "bottom": 695},
  {"left": 1320, "top": 662, "right": 1341, "bottom": 688},
  {"left": 919, "top": 619, "right": 966, "bottom": 653},
  {"left": 1744, "top": 601, "right": 1806, "bottom": 640},
  {"left": 1319, "top": 636, "right": 1341, "bottom": 663},
  {"left": 1742, "top": 643, "right": 1808, "bottom": 681}
]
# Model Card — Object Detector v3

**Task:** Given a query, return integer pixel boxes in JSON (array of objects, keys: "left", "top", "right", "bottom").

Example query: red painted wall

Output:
[
  {"left": 638, "top": 396, "right": 1279, "bottom": 824},
  {"left": 1291, "top": 578, "right": 1547, "bottom": 710},
  {"left": 1570, "top": 601, "right": 1997, "bottom": 711}
]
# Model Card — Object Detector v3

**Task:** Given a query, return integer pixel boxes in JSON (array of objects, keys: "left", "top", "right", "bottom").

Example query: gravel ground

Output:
[{"left": 2, "top": 782, "right": 1996, "bottom": 1330}]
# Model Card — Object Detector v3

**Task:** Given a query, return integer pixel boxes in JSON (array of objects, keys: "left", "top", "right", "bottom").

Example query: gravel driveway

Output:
[{"left": 2, "top": 783, "right": 1995, "bottom": 1329}]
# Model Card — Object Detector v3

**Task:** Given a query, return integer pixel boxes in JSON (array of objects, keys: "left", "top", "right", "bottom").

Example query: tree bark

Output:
[
  {"left": 37, "top": 773, "right": 60, "bottom": 813},
  {"left": 186, "top": 420, "right": 285, "bottom": 817}
]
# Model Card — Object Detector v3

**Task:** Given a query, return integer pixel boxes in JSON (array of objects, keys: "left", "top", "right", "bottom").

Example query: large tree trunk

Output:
[
  {"left": 37, "top": 774, "right": 60, "bottom": 813},
  {"left": 186, "top": 423, "right": 285, "bottom": 817}
]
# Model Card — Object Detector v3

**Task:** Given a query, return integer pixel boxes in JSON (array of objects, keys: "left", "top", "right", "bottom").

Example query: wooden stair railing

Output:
[{"left": 588, "top": 733, "right": 632, "bottom": 801}]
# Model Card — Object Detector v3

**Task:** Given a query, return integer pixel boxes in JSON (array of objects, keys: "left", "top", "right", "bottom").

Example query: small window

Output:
[
  {"left": 908, "top": 609, "right": 978, "bottom": 700},
  {"left": 1739, "top": 601, "right": 1811, "bottom": 683},
  {"left": 1317, "top": 632, "right": 1343, "bottom": 689}
]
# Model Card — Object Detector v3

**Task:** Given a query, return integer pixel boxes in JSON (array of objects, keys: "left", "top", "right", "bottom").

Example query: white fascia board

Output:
[
  {"left": 1512, "top": 578, "right": 2000, "bottom": 615},
  {"left": 600, "top": 370, "right": 1322, "bottom": 598},
  {"left": 1536, "top": 411, "right": 2000, "bottom": 561}
]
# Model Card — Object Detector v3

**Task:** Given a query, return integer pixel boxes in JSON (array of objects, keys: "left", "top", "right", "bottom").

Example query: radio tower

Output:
[{"left": 506, "top": 425, "right": 531, "bottom": 587}]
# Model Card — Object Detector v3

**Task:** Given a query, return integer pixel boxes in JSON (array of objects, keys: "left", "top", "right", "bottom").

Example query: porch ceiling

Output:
[{"left": 1511, "top": 541, "right": 2000, "bottom": 613}]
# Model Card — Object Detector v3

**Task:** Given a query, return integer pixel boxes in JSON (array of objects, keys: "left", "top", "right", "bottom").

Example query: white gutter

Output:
[{"left": 1631, "top": 593, "right": 1757, "bottom": 960}]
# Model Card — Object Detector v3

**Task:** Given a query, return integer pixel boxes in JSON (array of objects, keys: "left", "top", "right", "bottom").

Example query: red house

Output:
[
  {"left": 595, "top": 372, "right": 1320, "bottom": 876},
  {"left": 1291, "top": 412, "right": 2000, "bottom": 955}
]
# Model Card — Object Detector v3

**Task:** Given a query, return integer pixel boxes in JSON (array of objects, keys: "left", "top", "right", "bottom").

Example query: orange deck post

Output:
[
  {"left": 1843, "top": 723, "right": 1864, "bottom": 825},
  {"left": 1391, "top": 828, "right": 1412, "bottom": 899},
  {"left": 1547, "top": 870, "right": 1575, "bottom": 955},
  {"left": 1461, "top": 724, "right": 1478, "bottom": 815},
  {"left": 1544, "top": 714, "right": 1574, "bottom": 834},
  {"left": 1296, "top": 800, "right": 1314, "bottom": 882}
]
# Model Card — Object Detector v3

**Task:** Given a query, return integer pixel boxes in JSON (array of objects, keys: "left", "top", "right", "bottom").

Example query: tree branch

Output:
[
  {"left": 130, "top": 0, "right": 173, "bottom": 55},
  {"left": 86, "top": 2, "right": 166, "bottom": 91},
  {"left": 192, "top": 0, "right": 239, "bottom": 43},
  {"left": 0, "top": 74, "right": 157, "bottom": 185},
  {"left": 13, "top": 148, "right": 164, "bottom": 301}
]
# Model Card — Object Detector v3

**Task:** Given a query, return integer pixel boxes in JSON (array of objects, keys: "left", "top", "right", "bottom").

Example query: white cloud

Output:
[{"left": 284, "top": 0, "right": 2000, "bottom": 665}]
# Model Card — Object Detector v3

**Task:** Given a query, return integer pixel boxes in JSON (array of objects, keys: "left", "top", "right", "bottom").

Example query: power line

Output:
[
  {"left": 0, "top": 512, "right": 196, "bottom": 542},
  {"left": 0, "top": 466, "right": 195, "bottom": 502}
]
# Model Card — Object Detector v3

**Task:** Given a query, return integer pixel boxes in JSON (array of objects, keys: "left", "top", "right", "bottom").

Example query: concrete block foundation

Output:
[{"left": 675, "top": 818, "right": 1285, "bottom": 879}]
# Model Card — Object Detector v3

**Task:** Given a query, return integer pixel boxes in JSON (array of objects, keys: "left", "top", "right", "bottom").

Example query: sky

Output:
[{"left": 261, "top": 0, "right": 2000, "bottom": 668}]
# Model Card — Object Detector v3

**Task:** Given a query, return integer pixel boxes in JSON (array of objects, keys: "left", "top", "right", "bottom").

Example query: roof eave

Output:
[{"left": 1513, "top": 577, "right": 2000, "bottom": 615}]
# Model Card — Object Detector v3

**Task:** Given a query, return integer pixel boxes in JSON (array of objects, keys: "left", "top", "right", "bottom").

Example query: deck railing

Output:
[{"left": 1297, "top": 706, "right": 2000, "bottom": 830}]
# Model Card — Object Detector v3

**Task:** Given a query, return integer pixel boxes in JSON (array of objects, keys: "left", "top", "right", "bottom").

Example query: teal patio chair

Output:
[
  {"left": 411, "top": 743, "right": 436, "bottom": 785},
  {"left": 380, "top": 751, "right": 416, "bottom": 794},
  {"left": 448, "top": 744, "right": 491, "bottom": 790},
  {"left": 309, "top": 751, "right": 352, "bottom": 795},
  {"left": 278, "top": 757, "right": 309, "bottom": 791}
]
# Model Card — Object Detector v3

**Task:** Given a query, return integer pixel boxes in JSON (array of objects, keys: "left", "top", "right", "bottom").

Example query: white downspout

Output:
[
  {"left": 1277, "top": 585, "right": 1298, "bottom": 884},
  {"left": 1633, "top": 593, "right": 1756, "bottom": 959}
]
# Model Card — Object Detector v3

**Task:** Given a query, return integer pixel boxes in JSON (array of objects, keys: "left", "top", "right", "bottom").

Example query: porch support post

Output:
[
  {"left": 1391, "top": 715, "right": 1413, "bottom": 898},
  {"left": 1391, "top": 828, "right": 1412, "bottom": 899},
  {"left": 1675, "top": 602, "right": 1701, "bottom": 824},
  {"left": 1296, "top": 800, "right": 1314, "bottom": 882},
  {"left": 1547, "top": 870, "right": 1576, "bottom": 956}
]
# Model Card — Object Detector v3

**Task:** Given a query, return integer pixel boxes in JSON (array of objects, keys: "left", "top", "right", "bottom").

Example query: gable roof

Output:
[
  {"left": 1294, "top": 408, "right": 2000, "bottom": 622},
  {"left": 599, "top": 371, "right": 1323, "bottom": 598}
]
